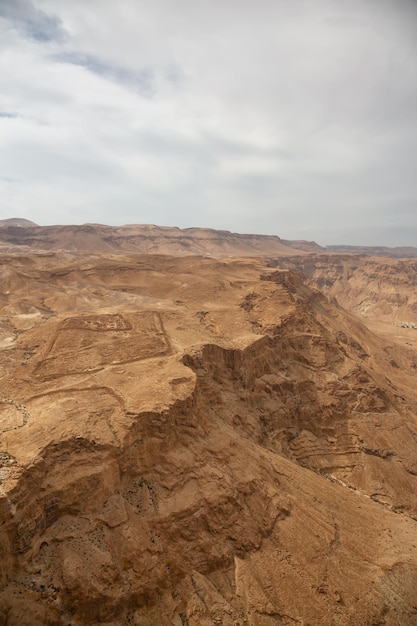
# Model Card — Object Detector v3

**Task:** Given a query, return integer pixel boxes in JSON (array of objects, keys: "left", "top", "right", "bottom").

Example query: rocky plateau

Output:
[{"left": 0, "top": 222, "right": 417, "bottom": 625}]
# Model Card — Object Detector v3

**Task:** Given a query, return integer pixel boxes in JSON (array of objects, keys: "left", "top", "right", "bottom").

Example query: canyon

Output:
[{"left": 0, "top": 222, "right": 417, "bottom": 625}]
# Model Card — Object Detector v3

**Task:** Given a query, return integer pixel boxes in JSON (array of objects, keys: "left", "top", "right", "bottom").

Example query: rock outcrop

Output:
[
  {"left": 0, "top": 252, "right": 417, "bottom": 624},
  {"left": 273, "top": 254, "right": 417, "bottom": 327}
]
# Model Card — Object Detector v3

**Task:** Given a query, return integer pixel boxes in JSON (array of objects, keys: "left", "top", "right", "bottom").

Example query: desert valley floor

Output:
[{"left": 1, "top": 223, "right": 417, "bottom": 625}]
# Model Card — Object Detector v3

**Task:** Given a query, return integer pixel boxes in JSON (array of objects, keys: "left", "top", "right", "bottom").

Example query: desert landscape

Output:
[{"left": 1, "top": 221, "right": 417, "bottom": 625}]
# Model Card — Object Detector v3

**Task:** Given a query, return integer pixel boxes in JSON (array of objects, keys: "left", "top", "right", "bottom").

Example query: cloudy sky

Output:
[{"left": 1, "top": 0, "right": 416, "bottom": 245}]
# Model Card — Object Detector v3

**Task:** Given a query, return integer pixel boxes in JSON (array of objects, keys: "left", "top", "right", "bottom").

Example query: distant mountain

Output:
[
  {"left": 1, "top": 220, "right": 414, "bottom": 258},
  {"left": 282, "top": 238, "right": 324, "bottom": 253},
  {"left": 326, "top": 244, "right": 417, "bottom": 258},
  {"left": 0, "top": 222, "right": 323, "bottom": 256},
  {"left": 0, "top": 217, "right": 38, "bottom": 228}
]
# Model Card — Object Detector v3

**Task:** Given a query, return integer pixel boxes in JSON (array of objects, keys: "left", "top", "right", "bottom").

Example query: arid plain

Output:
[{"left": 1, "top": 222, "right": 417, "bottom": 625}]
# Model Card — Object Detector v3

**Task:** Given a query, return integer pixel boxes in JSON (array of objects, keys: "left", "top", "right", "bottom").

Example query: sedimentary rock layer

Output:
[{"left": 0, "top": 252, "right": 416, "bottom": 625}]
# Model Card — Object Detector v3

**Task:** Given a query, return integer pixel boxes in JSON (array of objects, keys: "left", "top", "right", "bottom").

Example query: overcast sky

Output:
[{"left": 0, "top": 0, "right": 416, "bottom": 245}]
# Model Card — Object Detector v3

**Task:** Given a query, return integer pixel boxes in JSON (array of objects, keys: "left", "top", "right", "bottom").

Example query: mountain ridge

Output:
[
  {"left": 0, "top": 222, "right": 320, "bottom": 256},
  {"left": 326, "top": 244, "right": 417, "bottom": 258},
  {"left": 1, "top": 219, "right": 416, "bottom": 257},
  {"left": 0, "top": 218, "right": 39, "bottom": 228}
]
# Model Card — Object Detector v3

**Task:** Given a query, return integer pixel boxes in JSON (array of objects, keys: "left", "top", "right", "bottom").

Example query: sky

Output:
[{"left": 0, "top": 0, "right": 417, "bottom": 246}]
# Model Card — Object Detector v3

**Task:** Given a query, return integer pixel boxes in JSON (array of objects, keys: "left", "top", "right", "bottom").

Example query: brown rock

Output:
[{"left": 0, "top": 244, "right": 417, "bottom": 624}]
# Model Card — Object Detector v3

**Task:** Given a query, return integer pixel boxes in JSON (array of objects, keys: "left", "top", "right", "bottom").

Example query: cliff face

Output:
[
  {"left": 274, "top": 254, "right": 417, "bottom": 325},
  {"left": 1, "top": 253, "right": 417, "bottom": 625}
]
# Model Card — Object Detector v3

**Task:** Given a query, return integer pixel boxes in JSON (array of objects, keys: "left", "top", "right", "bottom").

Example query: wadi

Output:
[{"left": 0, "top": 221, "right": 417, "bottom": 625}]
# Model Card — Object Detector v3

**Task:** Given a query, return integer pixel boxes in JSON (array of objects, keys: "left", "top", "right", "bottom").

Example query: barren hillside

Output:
[
  {"left": 0, "top": 245, "right": 417, "bottom": 625},
  {"left": 0, "top": 223, "right": 320, "bottom": 256},
  {"left": 273, "top": 254, "right": 417, "bottom": 356}
]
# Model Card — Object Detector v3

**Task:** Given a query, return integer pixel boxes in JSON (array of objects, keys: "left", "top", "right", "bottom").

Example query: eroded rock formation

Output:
[{"left": 0, "top": 251, "right": 417, "bottom": 625}]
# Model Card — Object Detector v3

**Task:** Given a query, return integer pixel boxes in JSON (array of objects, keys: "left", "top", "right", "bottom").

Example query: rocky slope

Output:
[
  {"left": 273, "top": 254, "right": 417, "bottom": 327},
  {"left": 0, "top": 252, "right": 417, "bottom": 625}
]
